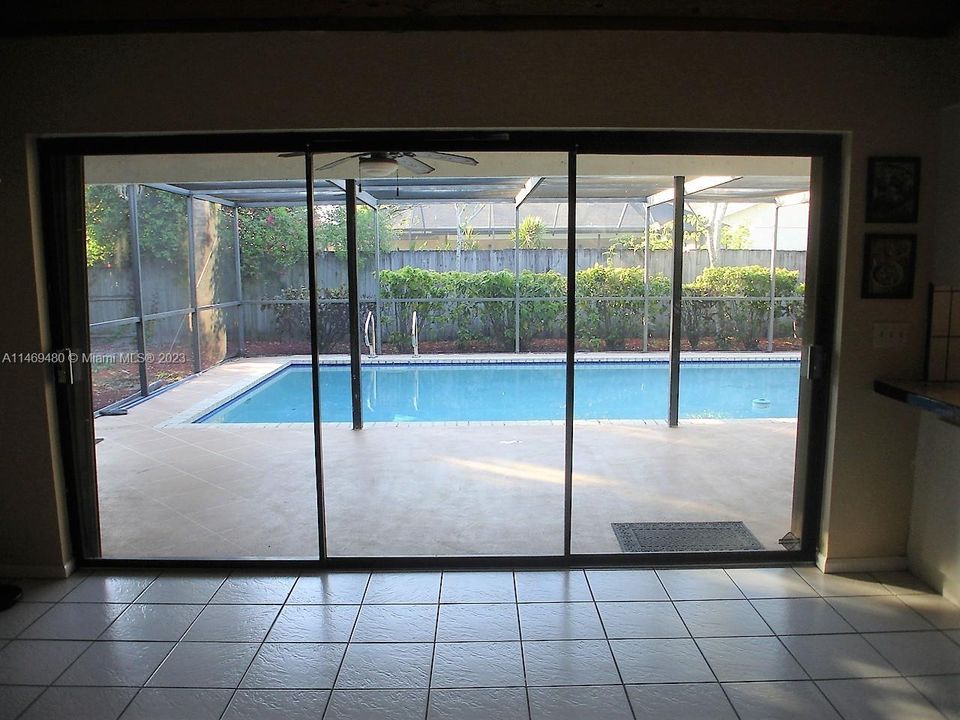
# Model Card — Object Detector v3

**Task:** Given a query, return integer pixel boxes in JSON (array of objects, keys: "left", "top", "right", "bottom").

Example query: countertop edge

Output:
[{"left": 874, "top": 379, "right": 960, "bottom": 425}]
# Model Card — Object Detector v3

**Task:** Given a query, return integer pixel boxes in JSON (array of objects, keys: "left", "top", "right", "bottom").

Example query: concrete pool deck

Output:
[{"left": 94, "top": 354, "right": 800, "bottom": 558}]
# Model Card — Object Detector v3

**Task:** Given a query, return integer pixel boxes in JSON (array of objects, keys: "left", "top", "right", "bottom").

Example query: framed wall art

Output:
[
  {"left": 866, "top": 156, "right": 920, "bottom": 223},
  {"left": 862, "top": 233, "right": 917, "bottom": 299}
]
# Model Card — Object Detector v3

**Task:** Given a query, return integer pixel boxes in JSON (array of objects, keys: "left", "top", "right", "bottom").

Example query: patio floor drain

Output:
[{"left": 611, "top": 521, "right": 764, "bottom": 552}]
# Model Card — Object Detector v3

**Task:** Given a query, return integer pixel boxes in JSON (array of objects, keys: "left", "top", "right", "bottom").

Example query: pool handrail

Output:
[
  {"left": 412, "top": 311, "right": 420, "bottom": 357},
  {"left": 363, "top": 310, "right": 377, "bottom": 358}
]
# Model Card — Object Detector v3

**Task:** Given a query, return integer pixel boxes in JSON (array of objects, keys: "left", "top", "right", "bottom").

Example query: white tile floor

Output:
[{"left": 0, "top": 567, "right": 958, "bottom": 719}]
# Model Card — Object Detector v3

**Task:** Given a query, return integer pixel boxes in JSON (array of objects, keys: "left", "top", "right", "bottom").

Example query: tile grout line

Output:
[
  {"left": 103, "top": 571, "right": 193, "bottom": 720},
  {"left": 12, "top": 571, "right": 166, "bottom": 720},
  {"left": 810, "top": 676, "right": 947, "bottom": 720},
  {"left": 823, "top": 593, "right": 938, "bottom": 635},
  {"left": 582, "top": 569, "right": 639, "bottom": 720},
  {"left": 858, "top": 626, "right": 960, "bottom": 687},
  {"left": 657, "top": 568, "right": 744, "bottom": 720},
  {"left": 9, "top": 636, "right": 92, "bottom": 720},
  {"left": 902, "top": 674, "right": 957, "bottom": 720},
  {"left": 218, "top": 571, "right": 298, "bottom": 720},
  {"left": 724, "top": 567, "right": 856, "bottom": 719},
  {"left": 94, "top": 570, "right": 247, "bottom": 718},
  {"left": 512, "top": 571, "right": 533, "bottom": 720},
  {"left": 126, "top": 571, "right": 230, "bottom": 717},
  {"left": 6, "top": 600, "right": 60, "bottom": 642},
  {"left": 5, "top": 568, "right": 957, "bottom": 719},
  {"left": 423, "top": 572, "right": 443, "bottom": 720},
  {"left": 322, "top": 571, "right": 373, "bottom": 720}
]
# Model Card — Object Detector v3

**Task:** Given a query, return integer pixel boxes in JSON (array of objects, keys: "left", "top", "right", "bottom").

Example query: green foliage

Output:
[
  {"left": 604, "top": 233, "right": 670, "bottom": 256},
  {"left": 509, "top": 216, "right": 549, "bottom": 249},
  {"left": 268, "top": 262, "right": 803, "bottom": 352},
  {"left": 268, "top": 285, "right": 355, "bottom": 352},
  {"left": 379, "top": 267, "right": 517, "bottom": 350},
  {"left": 648, "top": 213, "right": 752, "bottom": 251},
  {"left": 575, "top": 266, "right": 671, "bottom": 350},
  {"left": 314, "top": 205, "right": 400, "bottom": 260},
  {"left": 680, "top": 282, "right": 711, "bottom": 350},
  {"left": 85, "top": 185, "right": 187, "bottom": 267},
  {"left": 683, "top": 265, "right": 803, "bottom": 349},
  {"left": 719, "top": 224, "right": 751, "bottom": 249},
  {"left": 377, "top": 264, "right": 803, "bottom": 351},
  {"left": 458, "top": 224, "right": 480, "bottom": 250},
  {"left": 518, "top": 270, "right": 566, "bottom": 349},
  {"left": 239, "top": 205, "right": 400, "bottom": 280},
  {"left": 85, "top": 185, "right": 130, "bottom": 266},
  {"left": 85, "top": 184, "right": 404, "bottom": 278},
  {"left": 379, "top": 265, "right": 677, "bottom": 351},
  {"left": 137, "top": 187, "right": 188, "bottom": 263},
  {"left": 238, "top": 206, "right": 309, "bottom": 279}
]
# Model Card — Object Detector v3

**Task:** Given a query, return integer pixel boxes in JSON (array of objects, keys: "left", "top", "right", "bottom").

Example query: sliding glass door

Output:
[
  {"left": 51, "top": 132, "right": 837, "bottom": 564},
  {"left": 678, "top": 171, "right": 811, "bottom": 552},
  {"left": 315, "top": 151, "right": 570, "bottom": 557},
  {"left": 82, "top": 153, "right": 319, "bottom": 559},
  {"left": 570, "top": 158, "right": 678, "bottom": 554},
  {"left": 570, "top": 156, "right": 815, "bottom": 556}
]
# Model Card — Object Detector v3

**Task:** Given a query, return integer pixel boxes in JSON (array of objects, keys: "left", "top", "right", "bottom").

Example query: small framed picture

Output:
[
  {"left": 862, "top": 233, "right": 917, "bottom": 299},
  {"left": 866, "top": 156, "right": 920, "bottom": 223}
]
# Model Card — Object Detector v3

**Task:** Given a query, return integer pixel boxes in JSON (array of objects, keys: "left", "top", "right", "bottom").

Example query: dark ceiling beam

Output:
[{"left": 5, "top": 0, "right": 959, "bottom": 38}]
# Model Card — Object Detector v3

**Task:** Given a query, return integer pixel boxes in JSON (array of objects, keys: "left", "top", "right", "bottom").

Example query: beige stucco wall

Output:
[
  {"left": 907, "top": 102, "right": 960, "bottom": 602},
  {"left": 0, "top": 30, "right": 957, "bottom": 573}
]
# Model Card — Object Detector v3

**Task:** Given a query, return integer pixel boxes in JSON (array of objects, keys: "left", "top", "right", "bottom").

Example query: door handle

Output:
[
  {"left": 803, "top": 345, "right": 827, "bottom": 381},
  {"left": 55, "top": 348, "right": 78, "bottom": 385}
]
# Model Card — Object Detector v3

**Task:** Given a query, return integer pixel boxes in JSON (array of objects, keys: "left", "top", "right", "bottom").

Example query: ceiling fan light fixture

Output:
[{"left": 359, "top": 156, "right": 398, "bottom": 177}]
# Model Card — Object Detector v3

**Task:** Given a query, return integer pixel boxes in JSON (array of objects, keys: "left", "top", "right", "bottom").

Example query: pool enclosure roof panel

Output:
[
  {"left": 164, "top": 174, "right": 809, "bottom": 207},
  {"left": 685, "top": 176, "right": 810, "bottom": 202}
]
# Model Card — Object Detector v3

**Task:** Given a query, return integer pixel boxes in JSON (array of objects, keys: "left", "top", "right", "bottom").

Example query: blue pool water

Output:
[{"left": 198, "top": 361, "right": 800, "bottom": 423}]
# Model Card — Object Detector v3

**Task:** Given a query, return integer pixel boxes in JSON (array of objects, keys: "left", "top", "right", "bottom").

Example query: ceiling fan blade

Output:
[
  {"left": 314, "top": 154, "right": 365, "bottom": 173},
  {"left": 415, "top": 151, "right": 479, "bottom": 166},
  {"left": 278, "top": 152, "right": 304, "bottom": 158},
  {"left": 395, "top": 155, "right": 435, "bottom": 174}
]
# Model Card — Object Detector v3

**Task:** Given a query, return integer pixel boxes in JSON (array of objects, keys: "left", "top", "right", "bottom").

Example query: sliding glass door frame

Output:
[{"left": 40, "top": 129, "right": 841, "bottom": 569}]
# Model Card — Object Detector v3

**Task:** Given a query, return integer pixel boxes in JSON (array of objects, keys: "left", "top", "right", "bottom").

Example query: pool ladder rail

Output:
[
  {"left": 412, "top": 311, "right": 420, "bottom": 357},
  {"left": 363, "top": 310, "right": 376, "bottom": 358}
]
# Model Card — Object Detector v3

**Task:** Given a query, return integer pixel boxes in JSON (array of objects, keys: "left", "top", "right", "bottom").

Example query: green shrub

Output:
[
  {"left": 85, "top": 185, "right": 189, "bottom": 267},
  {"left": 575, "top": 266, "right": 670, "bottom": 349},
  {"left": 373, "top": 264, "right": 802, "bottom": 351},
  {"left": 684, "top": 265, "right": 803, "bottom": 350},
  {"left": 680, "top": 283, "right": 711, "bottom": 350},
  {"left": 270, "top": 286, "right": 350, "bottom": 351},
  {"left": 509, "top": 216, "right": 549, "bottom": 249},
  {"left": 518, "top": 270, "right": 566, "bottom": 348}
]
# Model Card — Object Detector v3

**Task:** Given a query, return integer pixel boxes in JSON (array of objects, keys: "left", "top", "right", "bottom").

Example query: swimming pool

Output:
[{"left": 197, "top": 361, "right": 800, "bottom": 423}]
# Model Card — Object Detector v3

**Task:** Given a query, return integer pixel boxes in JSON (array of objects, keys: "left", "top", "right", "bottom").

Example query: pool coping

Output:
[{"left": 158, "top": 352, "right": 802, "bottom": 428}]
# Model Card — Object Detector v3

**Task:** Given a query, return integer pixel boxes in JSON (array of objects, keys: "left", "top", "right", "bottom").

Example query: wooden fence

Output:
[{"left": 89, "top": 248, "right": 806, "bottom": 342}]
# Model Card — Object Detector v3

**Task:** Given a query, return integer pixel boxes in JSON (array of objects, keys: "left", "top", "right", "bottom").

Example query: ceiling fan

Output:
[{"left": 280, "top": 150, "right": 479, "bottom": 176}]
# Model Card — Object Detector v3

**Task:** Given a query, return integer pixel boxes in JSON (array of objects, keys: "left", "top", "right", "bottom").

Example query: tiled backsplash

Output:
[{"left": 927, "top": 285, "right": 960, "bottom": 381}]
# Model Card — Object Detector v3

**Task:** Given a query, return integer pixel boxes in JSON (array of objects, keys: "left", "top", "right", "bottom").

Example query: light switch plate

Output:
[{"left": 873, "top": 322, "right": 910, "bottom": 348}]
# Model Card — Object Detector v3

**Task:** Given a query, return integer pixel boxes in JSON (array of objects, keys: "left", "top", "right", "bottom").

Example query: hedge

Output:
[
  {"left": 274, "top": 264, "right": 804, "bottom": 351},
  {"left": 683, "top": 266, "right": 804, "bottom": 350}
]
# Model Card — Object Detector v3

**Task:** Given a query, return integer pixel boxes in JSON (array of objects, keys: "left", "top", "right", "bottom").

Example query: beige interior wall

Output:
[
  {"left": 0, "top": 30, "right": 957, "bottom": 573},
  {"left": 907, "top": 103, "right": 960, "bottom": 601}
]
